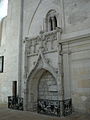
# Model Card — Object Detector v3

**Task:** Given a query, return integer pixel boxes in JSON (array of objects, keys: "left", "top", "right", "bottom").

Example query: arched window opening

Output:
[
  {"left": 54, "top": 16, "right": 57, "bottom": 30},
  {"left": 49, "top": 17, "right": 53, "bottom": 31},
  {"left": 46, "top": 10, "right": 58, "bottom": 32}
]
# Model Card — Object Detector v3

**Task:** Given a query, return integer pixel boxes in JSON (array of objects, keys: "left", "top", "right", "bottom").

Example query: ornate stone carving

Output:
[
  {"left": 26, "top": 49, "right": 58, "bottom": 81},
  {"left": 25, "top": 30, "right": 58, "bottom": 56}
]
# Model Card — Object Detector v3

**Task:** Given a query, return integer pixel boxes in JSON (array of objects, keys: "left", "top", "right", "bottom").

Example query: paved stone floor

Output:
[{"left": 0, "top": 107, "right": 90, "bottom": 120}]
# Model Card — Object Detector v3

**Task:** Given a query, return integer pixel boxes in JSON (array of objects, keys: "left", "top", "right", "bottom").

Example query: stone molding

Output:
[
  {"left": 25, "top": 30, "right": 57, "bottom": 56},
  {"left": 24, "top": 49, "right": 59, "bottom": 111},
  {"left": 26, "top": 49, "right": 58, "bottom": 82},
  {"left": 61, "top": 29, "right": 90, "bottom": 43}
]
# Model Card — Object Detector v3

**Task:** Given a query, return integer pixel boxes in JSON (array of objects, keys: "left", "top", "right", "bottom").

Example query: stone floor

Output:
[{"left": 0, "top": 107, "right": 90, "bottom": 120}]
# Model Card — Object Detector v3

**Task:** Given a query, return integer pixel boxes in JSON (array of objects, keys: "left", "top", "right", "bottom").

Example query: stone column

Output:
[
  {"left": 18, "top": 0, "right": 24, "bottom": 97},
  {"left": 23, "top": 37, "right": 29, "bottom": 111},
  {"left": 57, "top": 27, "right": 64, "bottom": 116},
  {"left": 51, "top": 17, "right": 54, "bottom": 30},
  {"left": 39, "top": 30, "right": 45, "bottom": 51},
  {"left": 48, "top": 17, "right": 51, "bottom": 31},
  {"left": 63, "top": 47, "right": 71, "bottom": 99},
  {"left": 59, "top": 43, "right": 64, "bottom": 116},
  {"left": 23, "top": 81, "right": 28, "bottom": 111},
  {"left": 24, "top": 37, "right": 29, "bottom": 78}
]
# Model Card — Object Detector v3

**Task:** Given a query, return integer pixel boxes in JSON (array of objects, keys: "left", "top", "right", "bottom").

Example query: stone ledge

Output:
[{"left": 61, "top": 29, "right": 90, "bottom": 43}]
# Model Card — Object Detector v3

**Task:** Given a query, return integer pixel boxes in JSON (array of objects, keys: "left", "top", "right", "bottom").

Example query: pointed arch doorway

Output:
[
  {"left": 26, "top": 68, "right": 59, "bottom": 114},
  {"left": 37, "top": 70, "right": 60, "bottom": 115},
  {"left": 38, "top": 70, "right": 58, "bottom": 100}
]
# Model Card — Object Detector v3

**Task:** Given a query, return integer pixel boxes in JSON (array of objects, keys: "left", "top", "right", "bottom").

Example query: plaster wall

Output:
[
  {"left": 0, "top": 17, "right": 7, "bottom": 46},
  {"left": 63, "top": 38, "right": 90, "bottom": 113},
  {"left": 0, "top": 20, "right": 2, "bottom": 43},
  {"left": 0, "top": 0, "right": 22, "bottom": 103},
  {"left": 71, "top": 49, "right": 90, "bottom": 113},
  {"left": 23, "top": 0, "right": 61, "bottom": 38},
  {"left": 64, "top": 0, "right": 90, "bottom": 33},
  {"left": 23, "top": 0, "right": 90, "bottom": 37},
  {"left": 0, "top": 17, "right": 8, "bottom": 104}
]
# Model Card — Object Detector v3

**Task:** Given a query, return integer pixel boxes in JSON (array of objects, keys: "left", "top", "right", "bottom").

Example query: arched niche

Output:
[{"left": 26, "top": 68, "right": 58, "bottom": 111}]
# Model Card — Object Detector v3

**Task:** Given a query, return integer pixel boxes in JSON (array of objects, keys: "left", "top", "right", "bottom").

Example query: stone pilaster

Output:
[{"left": 57, "top": 27, "right": 64, "bottom": 116}]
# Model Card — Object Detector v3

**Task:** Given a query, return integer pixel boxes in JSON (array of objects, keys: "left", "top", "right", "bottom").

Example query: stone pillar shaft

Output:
[{"left": 57, "top": 27, "right": 64, "bottom": 116}]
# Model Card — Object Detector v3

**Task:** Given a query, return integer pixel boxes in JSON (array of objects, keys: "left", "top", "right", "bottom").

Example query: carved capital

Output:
[{"left": 56, "top": 27, "right": 62, "bottom": 33}]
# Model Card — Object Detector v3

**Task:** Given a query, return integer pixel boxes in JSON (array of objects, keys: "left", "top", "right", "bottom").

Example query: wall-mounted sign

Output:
[{"left": 0, "top": 56, "right": 4, "bottom": 72}]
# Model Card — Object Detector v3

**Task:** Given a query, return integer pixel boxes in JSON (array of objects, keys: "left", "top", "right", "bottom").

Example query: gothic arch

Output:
[
  {"left": 26, "top": 68, "right": 59, "bottom": 111},
  {"left": 25, "top": 51, "right": 60, "bottom": 111},
  {"left": 26, "top": 50, "right": 58, "bottom": 82}
]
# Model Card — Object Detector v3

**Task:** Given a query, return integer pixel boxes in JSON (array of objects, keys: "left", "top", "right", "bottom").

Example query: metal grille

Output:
[
  {"left": 8, "top": 96, "right": 23, "bottom": 110},
  {"left": 37, "top": 99, "right": 60, "bottom": 116},
  {"left": 63, "top": 99, "right": 72, "bottom": 116},
  {"left": 37, "top": 99, "right": 72, "bottom": 117}
]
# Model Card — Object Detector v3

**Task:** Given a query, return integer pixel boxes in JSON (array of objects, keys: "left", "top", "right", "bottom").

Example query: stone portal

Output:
[{"left": 37, "top": 71, "right": 60, "bottom": 116}]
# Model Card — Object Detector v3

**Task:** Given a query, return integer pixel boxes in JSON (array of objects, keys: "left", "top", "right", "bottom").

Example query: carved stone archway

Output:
[
  {"left": 27, "top": 69, "right": 58, "bottom": 111},
  {"left": 24, "top": 50, "right": 59, "bottom": 111}
]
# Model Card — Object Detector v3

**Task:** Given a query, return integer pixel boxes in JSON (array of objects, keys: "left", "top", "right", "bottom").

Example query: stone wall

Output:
[
  {"left": 64, "top": 0, "right": 90, "bottom": 33},
  {"left": 63, "top": 36, "right": 90, "bottom": 113},
  {"left": 39, "top": 71, "right": 58, "bottom": 100},
  {"left": 22, "top": 0, "right": 90, "bottom": 113},
  {"left": 0, "top": 17, "right": 7, "bottom": 104},
  {"left": 0, "top": 0, "right": 90, "bottom": 114},
  {"left": 23, "top": 0, "right": 61, "bottom": 38},
  {"left": 23, "top": 0, "right": 90, "bottom": 37},
  {"left": 0, "top": 0, "right": 22, "bottom": 103}
]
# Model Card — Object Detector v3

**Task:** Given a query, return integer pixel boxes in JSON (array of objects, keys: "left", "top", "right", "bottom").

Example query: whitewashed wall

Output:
[{"left": 0, "top": 0, "right": 22, "bottom": 104}]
